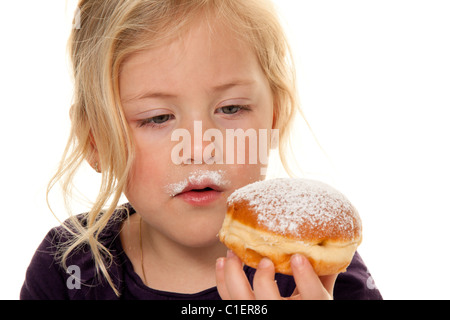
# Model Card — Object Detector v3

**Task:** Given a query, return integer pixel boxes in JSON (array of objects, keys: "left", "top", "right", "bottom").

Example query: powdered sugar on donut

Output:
[{"left": 227, "top": 178, "right": 361, "bottom": 241}]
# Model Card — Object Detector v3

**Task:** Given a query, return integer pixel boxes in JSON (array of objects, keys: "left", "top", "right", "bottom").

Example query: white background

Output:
[{"left": 1, "top": 0, "right": 449, "bottom": 299}]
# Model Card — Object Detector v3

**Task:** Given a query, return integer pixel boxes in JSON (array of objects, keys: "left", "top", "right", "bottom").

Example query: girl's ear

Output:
[{"left": 87, "top": 131, "right": 101, "bottom": 173}]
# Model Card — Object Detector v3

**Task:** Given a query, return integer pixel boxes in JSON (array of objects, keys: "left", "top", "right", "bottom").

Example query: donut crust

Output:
[{"left": 219, "top": 179, "right": 362, "bottom": 275}]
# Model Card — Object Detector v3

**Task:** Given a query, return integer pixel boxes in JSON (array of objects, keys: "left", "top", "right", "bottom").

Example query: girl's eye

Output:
[
  {"left": 152, "top": 114, "right": 172, "bottom": 124},
  {"left": 138, "top": 114, "right": 174, "bottom": 128},
  {"left": 217, "top": 105, "right": 250, "bottom": 115}
]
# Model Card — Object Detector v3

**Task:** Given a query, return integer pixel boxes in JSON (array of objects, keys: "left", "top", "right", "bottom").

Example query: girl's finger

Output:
[
  {"left": 290, "top": 254, "right": 334, "bottom": 300},
  {"left": 252, "top": 258, "right": 281, "bottom": 300},
  {"left": 319, "top": 274, "right": 338, "bottom": 296},
  {"left": 215, "top": 257, "right": 230, "bottom": 300},
  {"left": 223, "top": 250, "right": 254, "bottom": 300}
]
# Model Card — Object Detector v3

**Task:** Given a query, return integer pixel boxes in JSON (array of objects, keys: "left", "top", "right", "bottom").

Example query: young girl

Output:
[{"left": 21, "top": 0, "right": 382, "bottom": 300}]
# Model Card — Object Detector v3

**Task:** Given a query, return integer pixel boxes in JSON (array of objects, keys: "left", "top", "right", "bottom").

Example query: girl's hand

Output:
[{"left": 215, "top": 250, "right": 337, "bottom": 300}]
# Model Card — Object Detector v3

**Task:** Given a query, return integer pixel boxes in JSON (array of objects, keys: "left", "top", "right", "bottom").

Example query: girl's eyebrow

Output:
[
  {"left": 121, "top": 91, "right": 176, "bottom": 104},
  {"left": 123, "top": 79, "right": 256, "bottom": 103},
  {"left": 209, "top": 79, "right": 256, "bottom": 93}
]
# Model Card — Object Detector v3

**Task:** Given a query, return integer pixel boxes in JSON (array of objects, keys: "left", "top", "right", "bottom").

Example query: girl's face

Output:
[{"left": 120, "top": 19, "right": 274, "bottom": 248}]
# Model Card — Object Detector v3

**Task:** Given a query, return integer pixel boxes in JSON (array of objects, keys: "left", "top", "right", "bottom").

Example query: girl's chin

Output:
[
  {"left": 166, "top": 218, "right": 225, "bottom": 248},
  {"left": 174, "top": 232, "right": 224, "bottom": 249}
]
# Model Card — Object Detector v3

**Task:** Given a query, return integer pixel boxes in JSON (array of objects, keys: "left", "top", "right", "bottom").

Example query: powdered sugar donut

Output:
[{"left": 219, "top": 178, "right": 362, "bottom": 275}]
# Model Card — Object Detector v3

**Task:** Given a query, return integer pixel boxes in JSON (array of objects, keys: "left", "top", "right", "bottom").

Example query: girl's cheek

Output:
[{"left": 131, "top": 125, "right": 175, "bottom": 145}]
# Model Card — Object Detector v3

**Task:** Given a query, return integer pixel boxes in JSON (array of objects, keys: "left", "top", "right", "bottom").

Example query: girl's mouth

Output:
[
  {"left": 176, "top": 184, "right": 223, "bottom": 206},
  {"left": 165, "top": 169, "right": 229, "bottom": 206}
]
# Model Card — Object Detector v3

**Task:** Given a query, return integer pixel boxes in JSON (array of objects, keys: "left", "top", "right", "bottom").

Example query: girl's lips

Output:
[
  {"left": 174, "top": 182, "right": 224, "bottom": 206},
  {"left": 179, "top": 182, "right": 224, "bottom": 194},
  {"left": 175, "top": 189, "right": 223, "bottom": 206},
  {"left": 164, "top": 169, "right": 230, "bottom": 197},
  {"left": 165, "top": 169, "right": 230, "bottom": 205}
]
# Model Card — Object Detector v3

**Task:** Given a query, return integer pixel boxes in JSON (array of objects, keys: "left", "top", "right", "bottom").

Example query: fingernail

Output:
[
  {"left": 291, "top": 254, "right": 304, "bottom": 268},
  {"left": 227, "top": 249, "right": 236, "bottom": 259},
  {"left": 216, "top": 257, "right": 225, "bottom": 269},
  {"left": 258, "top": 257, "right": 272, "bottom": 269}
]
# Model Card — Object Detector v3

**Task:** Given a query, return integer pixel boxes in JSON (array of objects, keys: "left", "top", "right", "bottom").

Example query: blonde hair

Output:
[{"left": 50, "top": 0, "right": 301, "bottom": 296}]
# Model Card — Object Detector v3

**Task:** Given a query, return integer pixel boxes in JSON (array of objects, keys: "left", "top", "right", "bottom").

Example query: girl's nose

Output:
[{"left": 172, "top": 119, "right": 224, "bottom": 165}]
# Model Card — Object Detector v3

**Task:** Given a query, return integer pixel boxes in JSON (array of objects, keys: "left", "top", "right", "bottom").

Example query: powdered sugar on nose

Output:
[{"left": 165, "top": 169, "right": 230, "bottom": 196}]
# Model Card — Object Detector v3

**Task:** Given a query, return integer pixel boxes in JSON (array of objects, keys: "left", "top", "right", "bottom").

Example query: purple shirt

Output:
[{"left": 20, "top": 204, "right": 382, "bottom": 300}]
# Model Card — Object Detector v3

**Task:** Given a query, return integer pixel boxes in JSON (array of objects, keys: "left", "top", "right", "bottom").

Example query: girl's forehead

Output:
[
  {"left": 119, "top": 19, "right": 265, "bottom": 101},
  {"left": 124, "top": 17, "right": 254, "bottom": 70}
]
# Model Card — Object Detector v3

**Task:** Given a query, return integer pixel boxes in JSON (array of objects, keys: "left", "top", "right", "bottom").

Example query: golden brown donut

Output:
[{"left": 219, "top": 178, "right": 362, "bottom": 275}]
